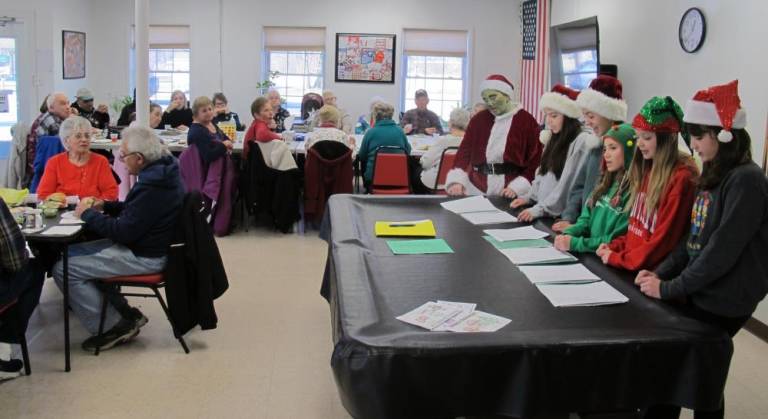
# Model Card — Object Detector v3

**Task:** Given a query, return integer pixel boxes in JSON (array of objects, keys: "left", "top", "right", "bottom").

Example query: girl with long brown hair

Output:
[{"left": 596, "top": 96, "right": 698, "bottom": 270}]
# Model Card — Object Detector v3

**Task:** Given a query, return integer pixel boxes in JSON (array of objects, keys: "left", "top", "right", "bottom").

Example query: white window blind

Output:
[
  {"left": 557, "top": 26, "right": 597, "bottom": 52},
  {"left": 263, "top": 27, "right": 325, "bottom": 52},
  {"left": 131, "top": 25, "right": 191, "bottom": 49},
  {"left": 403, "top": 29, "right": 468, "bottom": 57}
]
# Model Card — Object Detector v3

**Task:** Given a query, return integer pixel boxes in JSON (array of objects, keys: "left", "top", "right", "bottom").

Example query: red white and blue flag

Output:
[{"left": 520, "top": 0, "right": 550, "bottom": 123}]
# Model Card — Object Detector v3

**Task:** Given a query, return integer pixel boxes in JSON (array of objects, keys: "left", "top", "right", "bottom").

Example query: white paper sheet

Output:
[
  {"left": 41, "top": 225, "right": 82, "bottom": 236},
  {"left": 448, "top": 311, "right": 512, "bottom": 333},
  {"left": 536, "top": 281, "right": 629, "bottom": 307},
  {"left": 484, "top": 226, "right": 549, "bottom": 241},
  {"left": 440, "top": 196, "right": 499, "bottom": 214},
  {"left": 518, "top": 264, "right": 600, "bottom": 284},
  {"left": 59, "top": 218, "right": 84, "bottom": 224},
  {"left": 432, "top": 301, "right": 477, "bottom": 331},
  {"left": 396, "top": 302, "right": 464, "bottom": 330},
  {"left": 499, "top": 247, "right": 577, "bottom": 265},
  {"left": 460, "top": 210, "right": 518, "bottom": 225}
]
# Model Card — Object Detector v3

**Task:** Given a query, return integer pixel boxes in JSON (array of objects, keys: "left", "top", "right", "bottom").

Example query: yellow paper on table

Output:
[
  {"left": 0, "top": 188, "right": 29, "bottom": 206},
  {"left": 375, "top": 219, "right": 436, "bottom": 238}
]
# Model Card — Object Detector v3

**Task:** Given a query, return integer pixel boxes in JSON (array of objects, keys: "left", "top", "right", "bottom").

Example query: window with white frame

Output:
[
  {"left": 402, "top": 29, "right": 468, "bottom": 123},
  {"left": 130, "top": 25, "right": 191, "bottom": 108},
  {"left": 263, "top": 27, "right": 325, "bottom": 117},
  {"left": 552, "top": 22, "right": 598, "bottom": 91}
]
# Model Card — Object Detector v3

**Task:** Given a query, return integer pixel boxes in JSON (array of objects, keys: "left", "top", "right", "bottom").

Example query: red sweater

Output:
[
  {"left": 244, "top": 119, "right": 282, "bottom": 157},
  {"left": 37, "top": 152, "right": 119, "bottom": 201},
  {"left": 606, "top": 162, "right": 697, "bottom": 270}
]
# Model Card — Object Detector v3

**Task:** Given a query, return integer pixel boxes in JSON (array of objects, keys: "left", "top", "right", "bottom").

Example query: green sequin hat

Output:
[{"left": 632, "top": 96, "right": 690, "bottom": 149}]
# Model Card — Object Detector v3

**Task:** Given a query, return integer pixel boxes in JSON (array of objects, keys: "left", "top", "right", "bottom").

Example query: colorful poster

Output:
[
  {"left": 335, "top": 33, "right": 395, "bottom": 83},
  {"left": 62, "top": 30, "right": 86, "bottom": 79}
]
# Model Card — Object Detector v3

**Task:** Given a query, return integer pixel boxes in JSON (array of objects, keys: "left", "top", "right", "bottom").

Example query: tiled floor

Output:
[{"left": 0, "top": 229, "right": 766, "bottom": 419}]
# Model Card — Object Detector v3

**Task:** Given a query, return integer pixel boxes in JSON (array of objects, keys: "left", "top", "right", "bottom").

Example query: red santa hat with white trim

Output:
[
  {"left": 480, "top": 74, "right": 515, "bottom": 97},
  {"left": 576, "top": 75, "right": 628, "bottom": 122},
  {"left": 683, "top": 80, "right": 747, "bottom": 143},
  {"left": 538, "top": 84, "right": 580, "bottom": 145}
]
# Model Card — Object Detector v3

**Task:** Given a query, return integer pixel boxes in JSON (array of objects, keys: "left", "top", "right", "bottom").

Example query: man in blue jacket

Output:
[{"left": 53, "top": 126, "right": 184, "bottom": 352}]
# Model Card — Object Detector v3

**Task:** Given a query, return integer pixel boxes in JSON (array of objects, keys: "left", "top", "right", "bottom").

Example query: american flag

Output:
[{"left": 520, "top": 0, "right": 550, "bottom": 123}]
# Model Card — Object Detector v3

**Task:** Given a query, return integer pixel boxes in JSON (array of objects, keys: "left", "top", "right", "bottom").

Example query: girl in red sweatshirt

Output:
[{"left": 596, "top": 96, "right": 698, "bottom": 270}]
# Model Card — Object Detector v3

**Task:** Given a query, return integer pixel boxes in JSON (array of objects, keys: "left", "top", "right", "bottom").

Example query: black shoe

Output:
[
  {"left": 0, "top": 358, "right": 23, "bottom": 380},
  {"left": 128, "top": 308, "right": 149, "bottom": 328},
  {"left": 82, "top": 318, "right": 139, "bottom": 352}
]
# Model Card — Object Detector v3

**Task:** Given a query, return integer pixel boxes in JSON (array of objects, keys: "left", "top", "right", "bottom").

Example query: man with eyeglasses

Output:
[
  {"left": 51, "top": 126, "right": 184, "bottom": 352},
  {"left": 70, "top": 88, "right": 110, "bottom": 129}
]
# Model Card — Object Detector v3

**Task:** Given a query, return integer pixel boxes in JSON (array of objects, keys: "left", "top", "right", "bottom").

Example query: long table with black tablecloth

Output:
[{"left": 320, "top": 195, "right": 733, "bottom": 419}]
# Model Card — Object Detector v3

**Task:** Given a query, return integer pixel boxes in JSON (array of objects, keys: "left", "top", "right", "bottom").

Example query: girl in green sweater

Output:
[{"left": 554, "top": 123, "right": 636, "bottom": 253}]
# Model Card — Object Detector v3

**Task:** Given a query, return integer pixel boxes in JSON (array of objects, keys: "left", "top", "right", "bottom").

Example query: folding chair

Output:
[
  {"left": 0, "top": 299, "right": 32, "bottom": 375},
  {"left": 370, "top": 145, "right": 410, "bottom": 195},
  {"left": 432, "top": 147, "right": 459, "bottom": 195}
]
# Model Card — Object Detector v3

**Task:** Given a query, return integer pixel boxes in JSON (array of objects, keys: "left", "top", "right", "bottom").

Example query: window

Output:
[
  {"left": 402, "top": 29, "right": 468, "bottom": 123},
  {"left": 560, "top": 49, "right": 597, "bottom": 90},
  {"left": 149, "top": 48, "right": 190, "bottom": 107},
  {"left": 263, "top": 27, "right": 325, "bottom": 117},
  {"left": 551, "top": 19, "right": 599, "bottom": 90},
  {"left": 130, "top": 25, "right": 190, "bottom": 108}
]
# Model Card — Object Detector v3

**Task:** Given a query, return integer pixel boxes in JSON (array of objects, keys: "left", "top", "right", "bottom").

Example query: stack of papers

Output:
[
  {"left": 483, "top": 236, "right": 551, "bottom": 250},
  {"left": 536, "top": 281, "right": 629, "bottom": 307},
  {"left": 396, "top": 300, "right": 511, "bottom": 332},
  {"left": 518, "top": 264, "right": 600, "bottom": 284},
  {"left": 499, "top": 247, "right": 577, "bottom": 265},
  {"left": 387, "top": 239, "right": 454, "bottom": 255},
  {"left": 375, "top": 219, "right": 436, "bottom": 237},
  {"left": 484, "top": 226, "right": 549, "bottom": 241},
  {"left": 440, "top": 196, "right": 518, "bottom": 225},
  {"left": 41, "top": 225, "right": 82, "bottom": 236}
]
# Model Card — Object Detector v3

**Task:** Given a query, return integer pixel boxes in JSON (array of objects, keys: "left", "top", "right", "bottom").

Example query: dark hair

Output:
[
  {"left": 251, "top": 96, "right": 270, "bottom": 117},
  {"left": 539, "top": 116, "right": 582, "bottom": 179},
  {"left": 40, "top": 95, "right": 50, "bottom": 113},
  {"left": 686, "top": 124, "right": 752, "bottom": 190},
  {"left": 212, "top": 92, "right": 228, "bottom": 105}
]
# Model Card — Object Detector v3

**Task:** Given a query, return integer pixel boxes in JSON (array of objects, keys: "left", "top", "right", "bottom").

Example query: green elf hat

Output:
[
  {"left": 602, "top": 123, "right": 637, "bottom": 171},
  {"left": 632, "top": 96, "right": 690, "bottom": 151}
]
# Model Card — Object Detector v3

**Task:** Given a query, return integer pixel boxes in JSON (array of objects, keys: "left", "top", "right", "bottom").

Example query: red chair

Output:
[
  {"left": 370, "top": 146, "right": 410, "bottom": 195},
  {"left": 432, "top": 146, "right": 459, "bottom": 195},
  {"left": 0, "top": 299, "right": 31, "bottom": 375},
  {"left": 94, "top": 270, "right": 190, "bottom": 356}
]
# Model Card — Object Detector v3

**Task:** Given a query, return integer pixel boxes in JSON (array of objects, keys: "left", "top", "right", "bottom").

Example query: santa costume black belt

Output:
[{"left": 473, "top": 163, "right": 516, "bottom": 175}]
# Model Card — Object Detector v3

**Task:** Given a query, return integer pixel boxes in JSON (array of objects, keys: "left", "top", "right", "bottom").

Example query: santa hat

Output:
[
  {"left": 538, "top": 84, "right": 581, "bottom": 145},
  {"left": 632, "top": 96, "right": 691, "bottom": 150},
  {"left": 480, "top": 74, "right": 514, "bottom": 98},
  {"left": 602, "top": 123, "right": 637, "bottom": 171},
  {"left": 576, "top": 75, "right": 628, "bottom": 122},
  {"left": 683, "top": 80, "right": 747, "bottom": 143}
]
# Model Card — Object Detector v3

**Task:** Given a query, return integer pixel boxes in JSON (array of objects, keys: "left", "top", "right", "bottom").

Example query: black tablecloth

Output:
[{"left": 320, "top": 195, "right": 733, "bottom": 419}]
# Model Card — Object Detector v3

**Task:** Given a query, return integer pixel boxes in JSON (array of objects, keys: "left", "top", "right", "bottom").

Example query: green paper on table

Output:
[
  {"left": 387, "top": 238, "right": 454, "bottom": 255},
  {"left": 483, "top": 236, "right": 551, "bottom": 249}
]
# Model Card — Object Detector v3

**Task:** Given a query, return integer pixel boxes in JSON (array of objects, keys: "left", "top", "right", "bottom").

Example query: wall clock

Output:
[{"left": 679, "top": 7, "right": 706, "bottom": 53}]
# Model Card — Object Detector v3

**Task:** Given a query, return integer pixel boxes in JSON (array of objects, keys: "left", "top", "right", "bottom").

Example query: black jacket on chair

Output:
[
  {"left": 242, "top": 144, "right": 301, "bottom": 233},
  {"left": 164, "top": 191, "right": 229, "bottom": 335}
]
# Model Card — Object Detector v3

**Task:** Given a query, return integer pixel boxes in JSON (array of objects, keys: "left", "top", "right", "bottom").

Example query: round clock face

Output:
[{"left": 679, "top": 8, "right": 706, "bottom": 53}]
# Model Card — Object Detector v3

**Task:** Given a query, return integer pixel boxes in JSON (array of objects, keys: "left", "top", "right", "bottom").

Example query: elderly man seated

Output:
[
  {"left": 400, "top": 89, "right": 444, "bottom": 136},
  {"left": 52, "top": 126, "right": 184, "bottom": 352},
  {"left": 70, "top": 88, "right": 110, "bottom": 129},
  {"left": 26, "top": 92, "right": 72, "bottom": 185}
]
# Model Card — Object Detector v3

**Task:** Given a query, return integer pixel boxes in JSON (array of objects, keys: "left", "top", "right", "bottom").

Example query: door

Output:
[{"left": 0, "top": 18, "right": 24, "bottom": 142}]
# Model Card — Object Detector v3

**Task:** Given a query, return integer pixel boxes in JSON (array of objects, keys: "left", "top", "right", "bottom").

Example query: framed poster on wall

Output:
[
  {"left": 335, "top": 33, "right": 395, "bottom": 83},
  {"left": 62, "top": 30, "right": 86, "bottom": 79}
]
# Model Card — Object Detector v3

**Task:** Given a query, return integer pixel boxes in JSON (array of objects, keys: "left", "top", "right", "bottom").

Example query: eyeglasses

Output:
[{"left": 118, "top": 151, "right": 142, "bottom": 162}]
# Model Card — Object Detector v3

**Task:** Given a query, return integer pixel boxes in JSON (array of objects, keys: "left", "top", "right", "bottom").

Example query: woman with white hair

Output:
[
  {"left": 37, "top": 115, "right": 118, "bottom": 201},
  {"left": 160, "top": 90, "right": 193, "bottom": 130},
  {"left": 418, "top": 107, "right": 471, "bottom": 190},
  {"left": 357, "top": 101, "right": 411, "bottom": 186}
]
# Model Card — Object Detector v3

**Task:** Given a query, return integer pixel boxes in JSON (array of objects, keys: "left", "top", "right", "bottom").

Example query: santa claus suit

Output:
[{"left": 446, "top": 106, "right": 542, "bottom": 196}]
